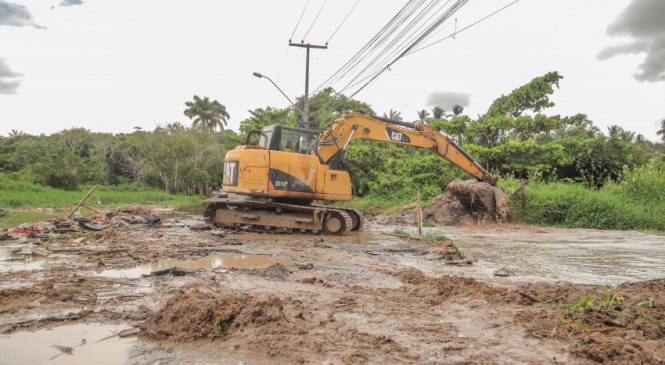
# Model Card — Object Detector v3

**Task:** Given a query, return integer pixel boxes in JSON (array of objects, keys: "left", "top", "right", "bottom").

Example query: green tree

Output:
[
  {"left": 295, "top": 88, "right": 373, "bottom": 130},
  {"left": 239, "top": 107, "right": 297, "bottom": 135},
  {"left": 183, "top": 95, "right": 230, "bottom": 132},
  {"left": 452, "top": 104, "right": 464, "bottom": 116},
  {"left": 417, "top": 109, "right": 430, "bottom": 122},
  {"left": 486, "top": 71, "right": 563, "bottom": 117},
  {"left": 383, "top": 109, "right": 403, "bottom": 121},
  {"left": 431, "top": 106, "right": 445, "bottom": 119}
]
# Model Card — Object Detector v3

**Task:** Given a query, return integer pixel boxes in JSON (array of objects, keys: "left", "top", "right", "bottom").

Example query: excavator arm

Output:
[{"left": 315, "top": 112, "right": 497, "bottom": 185}]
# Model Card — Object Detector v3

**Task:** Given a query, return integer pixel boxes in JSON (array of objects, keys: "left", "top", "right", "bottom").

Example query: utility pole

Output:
[{"left": 289, "top": 42, "right": 327, "bottom": 130}]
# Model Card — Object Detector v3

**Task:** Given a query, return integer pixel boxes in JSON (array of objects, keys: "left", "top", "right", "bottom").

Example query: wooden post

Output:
[
  {"left": 520, "top": 178, "right": 527, "bottom": 209},
  {"left": 68, "top": 185, "right": 99, "bottom": 218},
  {"left": 416, "top": 190, "right": 423, "bottom": 238}
]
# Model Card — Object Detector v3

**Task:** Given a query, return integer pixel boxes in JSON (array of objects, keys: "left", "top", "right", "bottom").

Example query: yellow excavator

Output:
[{"left": 204, "top": 112, "right": 497, "bottom": 235}]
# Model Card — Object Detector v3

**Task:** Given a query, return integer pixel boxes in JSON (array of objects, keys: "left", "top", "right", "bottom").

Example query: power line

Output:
[
  {"left": 349, "top": 0, "right": 469, "bottom": 97},
  {"left": 315, "top": 0, "right": 422, "bottom": 92},
  {"left": 326, "top": 0, "right": 361, "bottom": 44},
  {"left": 290, "top": 0, "right": 311, "bottom": 41},
  {"left": 340, "top": 0, "right": 453, "bottom": 92},
  {"left": 407, "top": 0, "right": 521, "bottom": 55},
  {"left": 301, "top": 0, "right": 328, "bottom": 42}
]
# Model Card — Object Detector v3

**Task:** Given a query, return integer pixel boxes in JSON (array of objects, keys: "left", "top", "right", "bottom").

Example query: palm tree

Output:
[
  {"left": 607, "top": 125, "right": 622, "bottom": 139},
  {"left": 382, "top": 109, "right": 403, "bottom": 121},
  {"left": 657, "top": 119, "right": 665, "bottom": 143},
  {"left": 620, "top": 130, "right": 635, "bottom": 142},
  {"left": 431, "top": 106, "right": 445, "bottom": 119},
  {"left": 417, "top": 109, "right": 430, "bottom": 123},
  {"left": 184, "top": 95, "right": 230, "bottom": 132},
  {"left": 452, "top": 104, "right": 464, "bottom": 116}
]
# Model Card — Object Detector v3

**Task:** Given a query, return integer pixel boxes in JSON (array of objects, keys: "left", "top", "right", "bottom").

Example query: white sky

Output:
[{"left": 0, "top": 0, "right": 663, "bottom": 140}]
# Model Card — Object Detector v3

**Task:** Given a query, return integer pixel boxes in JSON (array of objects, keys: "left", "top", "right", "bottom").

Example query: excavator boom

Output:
[{"left": 316, "top": 113, "right": 496, "bottom": 185}]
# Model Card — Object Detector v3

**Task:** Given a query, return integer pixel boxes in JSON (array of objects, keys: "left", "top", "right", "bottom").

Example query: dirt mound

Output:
[
  {"left": 447, "top": 179, "right": 510, "bottom": 221},
  {"left": 105, "top": 205, "right": 151, "bottom": 217},
  {"left": 141, "top": 286, "right": 411, "bottom": 363},
  {"left": 422, "top": 194, "right": 468, "bottom": 225},
  {"left": 141, "top": 289, "right": 287, "bottom": 341}
]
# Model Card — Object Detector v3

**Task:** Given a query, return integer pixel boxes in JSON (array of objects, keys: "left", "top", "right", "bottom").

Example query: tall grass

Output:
[
  {"left": 0, "top": 176, "right": 203, "bottom": 209},
  {"left": 502, "top": 159, "right": 665, "bottom": 231}
]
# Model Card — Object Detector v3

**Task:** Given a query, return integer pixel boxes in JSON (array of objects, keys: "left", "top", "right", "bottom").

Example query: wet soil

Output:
[{"left": 0, "top": 207, "right": 663, "bottom": 364}]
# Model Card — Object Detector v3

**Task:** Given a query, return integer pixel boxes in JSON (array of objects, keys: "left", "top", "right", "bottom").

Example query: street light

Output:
[{"left": 252, "top": 72, "right": 295, "bottom": 106}]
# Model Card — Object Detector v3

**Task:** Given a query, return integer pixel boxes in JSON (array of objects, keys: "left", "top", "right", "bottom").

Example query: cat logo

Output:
[
  {"left": 223, "top": 160, "right": 239, "bottom": 187},
  {"left": 386, "top": 127, "right": 411, "bottom": 143}
]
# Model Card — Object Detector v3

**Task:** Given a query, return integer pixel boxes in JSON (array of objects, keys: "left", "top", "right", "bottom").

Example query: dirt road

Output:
[{"left": 0, "top": 210, "right": 663, "bottom": 364}]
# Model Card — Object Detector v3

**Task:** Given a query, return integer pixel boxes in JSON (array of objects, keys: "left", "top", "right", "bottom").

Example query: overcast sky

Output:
[{"left": 1, "top": 0, "right": 664, "bottom": 140}]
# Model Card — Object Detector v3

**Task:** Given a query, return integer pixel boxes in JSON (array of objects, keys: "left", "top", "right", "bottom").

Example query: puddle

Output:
[
  {"left": 0, "top": 323, "right": 136, "bottom": 364},
  {"left": 159, "top": 204, "right": 205, "bottom": 219},
  {"left": 96, "top": 254, "right": 294, "bottom": 278},
  {"left": 0, "top": 243, "right": 67, "bottom": 273},
  {"left": 415, "top": 226, "right": 665, "bottom": 285}
]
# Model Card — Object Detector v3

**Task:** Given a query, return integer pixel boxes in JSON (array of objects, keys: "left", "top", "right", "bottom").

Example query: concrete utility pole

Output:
[{"left": 289, "top": 42, "right": 327, "bottom": 130}]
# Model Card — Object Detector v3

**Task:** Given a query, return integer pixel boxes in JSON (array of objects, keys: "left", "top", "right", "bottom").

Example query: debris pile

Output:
[
  {"left": 447, "top": 179, "right": 510, "bottom": 221},
  {"left": 422, "top": 194, "right": 468, "bottom": 226},
  {"left": 4, "top": 205, "right": 162, "bottom": 240},
  {"left": 422, "top": 179, "right": 510, "bottom": 225}
]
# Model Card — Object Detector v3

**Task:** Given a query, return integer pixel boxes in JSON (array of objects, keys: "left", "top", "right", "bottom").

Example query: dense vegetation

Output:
[{"left": 1, "top": 73, "right": 664, "bottom": 230}]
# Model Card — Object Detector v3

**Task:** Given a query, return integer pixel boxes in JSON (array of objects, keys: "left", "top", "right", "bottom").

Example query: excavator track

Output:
[{"left": 204, "top": 199, "right": 363, "bottom": 235}]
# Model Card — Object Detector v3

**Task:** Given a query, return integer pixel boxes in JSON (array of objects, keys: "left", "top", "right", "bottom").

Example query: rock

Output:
[
  {"left": 493, "top": 268, "right": 514, "bottom": 277},
  {"left": 296, "top": 277, "right": 317, "bottom": 284},
  {"left": 188, "top": 223, "right": 211, "bottom": 231},
  {"left": 210, "top": 230, "right": 226, "bottom": 237}
]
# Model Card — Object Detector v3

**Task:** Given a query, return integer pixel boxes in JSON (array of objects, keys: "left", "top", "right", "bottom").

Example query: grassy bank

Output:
[
  {"left": 0, "top": 178, "right": 204, "bottom": 228},
  {"left": 339, "top": 159, "right": 665, "bottom": 232}
]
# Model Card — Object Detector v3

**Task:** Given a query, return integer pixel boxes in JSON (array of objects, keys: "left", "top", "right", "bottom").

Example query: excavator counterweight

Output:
[{"left": 205, "top": 113, "right": 503, "bottom": 234}]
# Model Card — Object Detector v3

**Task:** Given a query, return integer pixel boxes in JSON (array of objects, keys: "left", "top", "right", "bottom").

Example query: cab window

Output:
[
  {"left": 279, "top": 129, "right": 300, "bottom": 152},
  {"left": 258, "top": 132, "right": 270, "bottom": 148}
]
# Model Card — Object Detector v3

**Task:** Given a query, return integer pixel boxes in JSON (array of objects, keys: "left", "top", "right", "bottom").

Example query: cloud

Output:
[
  {"left": 597, "top": 41, "right": 648, "bottom": 60},
  {"left": 59, "top": 0, "right": 84, "bottom": 7},
  {"left": 0, "top": 0, "right": 43, "bottom": 28},
  {"left": 425, "top": 91, "right": 471, "bottom": 110},
  {"left": 0, "top": 58, "right": 22, "bottom": 94},
  {"left": 598, "top": 0, "right": 665, "bottom": 82}
]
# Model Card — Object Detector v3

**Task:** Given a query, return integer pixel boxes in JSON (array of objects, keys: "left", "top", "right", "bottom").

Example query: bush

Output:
[{"left": 506, "top": 160, "right": 665, "bottom": 231}]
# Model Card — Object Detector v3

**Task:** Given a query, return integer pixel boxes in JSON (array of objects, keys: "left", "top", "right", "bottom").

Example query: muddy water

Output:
[
  {"left": 0, "top": 323, "right": 136, "bottom": 364},
  {"left": 429, "top": 226, "right": 665, "bottom": 285},
  {"left": 96, "top": 254, "right": 294, "bottom": 279},
  {"left": 228, "top": 231, "right": 384, "bottom": 245}
]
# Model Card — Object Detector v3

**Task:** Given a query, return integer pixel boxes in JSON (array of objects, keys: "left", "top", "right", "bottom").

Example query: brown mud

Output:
[{"left": 0, "top": 205, "right": 664, "bottom": 364}]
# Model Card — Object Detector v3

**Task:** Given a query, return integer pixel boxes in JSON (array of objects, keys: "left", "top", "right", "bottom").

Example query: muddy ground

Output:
[{"left": 0, "top": 207, "right": 664, "bottom": 364}]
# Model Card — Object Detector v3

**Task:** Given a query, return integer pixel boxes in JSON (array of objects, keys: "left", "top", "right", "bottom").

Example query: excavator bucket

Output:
[{"left": 447, "top": 180, "right": 510, "bottom": 221}]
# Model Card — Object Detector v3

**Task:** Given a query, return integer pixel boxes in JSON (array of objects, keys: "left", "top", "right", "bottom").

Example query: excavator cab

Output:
[
  {"left": 222, "top": 124, "right": 354, "bottom": 203},
  {"left": 245, "top": 125, "right": 318, "bottom": 155}
]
